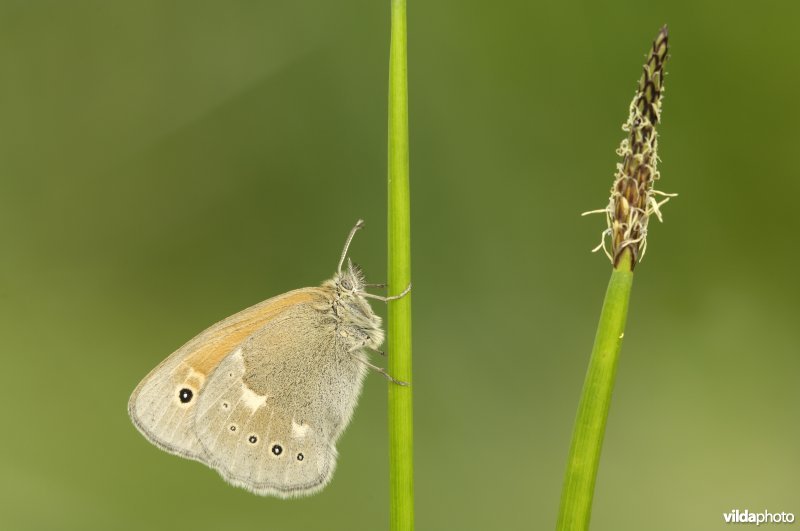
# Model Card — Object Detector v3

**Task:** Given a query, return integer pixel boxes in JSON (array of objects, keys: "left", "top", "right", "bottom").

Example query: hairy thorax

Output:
[{"left": 319, "top": 267, "right": 384, "bottom": 353}]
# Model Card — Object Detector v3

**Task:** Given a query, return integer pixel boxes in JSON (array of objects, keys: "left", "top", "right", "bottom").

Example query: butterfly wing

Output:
[
  {"left": 193, "top": 299, "right": 368, "bottom": 497},
  {"left": 128, "top": 289, "right": 325, "bottom": 461}
]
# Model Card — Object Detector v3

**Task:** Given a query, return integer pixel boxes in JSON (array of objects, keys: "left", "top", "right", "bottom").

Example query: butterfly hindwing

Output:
[
  {"left": 192, "top": 300, "right": 368, "bottom": 497},
  {"left": 192, "top": 348, "right": 336, "bottom": 497}
]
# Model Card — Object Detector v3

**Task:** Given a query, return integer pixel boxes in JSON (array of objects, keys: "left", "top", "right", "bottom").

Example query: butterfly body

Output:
[{"left": 129, "top": 245, "right": 387, "bottom": 498}]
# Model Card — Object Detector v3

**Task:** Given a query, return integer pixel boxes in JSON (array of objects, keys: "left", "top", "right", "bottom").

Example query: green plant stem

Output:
[
  {"left": 556, "top": 251, "right": 634, "bottom": 531},
  {"left": 387, "top": 0, "right": 414, "bottom": 530}
]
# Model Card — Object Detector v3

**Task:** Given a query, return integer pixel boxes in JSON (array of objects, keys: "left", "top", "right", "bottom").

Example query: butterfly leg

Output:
[
  {"left": 360, "top": 282, "right": 412, "bottom": 302},
  {"left": 350, "top": 353, "right": 408, "bottom": 386},
  {"left": 355, "top": 344, "right": 386, "bottom": 357},
  {"left": 347, "top": 340, "right": 386, "bottom": 358}
]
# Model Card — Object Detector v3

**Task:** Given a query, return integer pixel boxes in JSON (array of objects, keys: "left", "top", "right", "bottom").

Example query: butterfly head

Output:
[
  {"left": 331, "top": 258, "right": 366, "bottom": 296},
  {"left": 324, "top": 257, "right": 384, "bottom": 348}
]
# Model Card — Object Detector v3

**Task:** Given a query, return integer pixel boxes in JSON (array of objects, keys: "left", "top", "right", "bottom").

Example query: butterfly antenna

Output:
[{"left": 338, "top": 219, "right": 365, "bottom": 274}]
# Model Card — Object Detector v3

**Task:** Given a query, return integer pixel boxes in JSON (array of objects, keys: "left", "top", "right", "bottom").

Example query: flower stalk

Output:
[{"left": 558, "top": 26, "right": 672, "bottom": 531}]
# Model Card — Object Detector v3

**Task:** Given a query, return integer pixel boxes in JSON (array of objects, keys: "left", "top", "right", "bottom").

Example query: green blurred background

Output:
[{"left": 1, "top": 1, "right": 798, "bottom": 530}]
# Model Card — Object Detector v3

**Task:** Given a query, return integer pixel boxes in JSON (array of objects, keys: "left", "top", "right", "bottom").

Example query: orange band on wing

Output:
[{"left": 183, "top": 290, "right": 324, "bottom": 376}]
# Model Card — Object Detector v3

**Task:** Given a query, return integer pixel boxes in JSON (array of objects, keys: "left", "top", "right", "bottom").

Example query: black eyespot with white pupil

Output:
[
  {"left": 297, "top": 453, "right": 304, "bottom": 461},
  {"left": 248, "top": 435, "right": 257, "bottom": 444},
  {"left": 271, "top": 444, "right": 283, "bottom": 456},
  {"left": 229, "top": 425, "right": 237, "bottom": 432},
  {"left": 178, "top": 388, "right": 193, "bottom": 403}
]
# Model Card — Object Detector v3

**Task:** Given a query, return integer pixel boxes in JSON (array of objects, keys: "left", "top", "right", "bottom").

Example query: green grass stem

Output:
[
  {"left": 556, "top": 251, "right": 634, "bottom": 531},
  {"left": 387, "top": 0, "right": 414, "bottom": 529}
]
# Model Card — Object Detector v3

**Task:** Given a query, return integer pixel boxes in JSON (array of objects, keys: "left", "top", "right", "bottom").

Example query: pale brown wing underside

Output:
[{"left": 127, "top": 288, "right": 327, "bottom": 460}]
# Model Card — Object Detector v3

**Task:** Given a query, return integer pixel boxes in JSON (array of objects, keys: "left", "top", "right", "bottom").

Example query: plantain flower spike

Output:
[{"left": 585, "top": 26, "right": 675, "bottom": 269}]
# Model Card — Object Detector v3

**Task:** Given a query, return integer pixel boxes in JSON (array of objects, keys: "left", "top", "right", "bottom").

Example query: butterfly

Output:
[{"left": 128, "top": 220, "right": 410, "bottom": 497}]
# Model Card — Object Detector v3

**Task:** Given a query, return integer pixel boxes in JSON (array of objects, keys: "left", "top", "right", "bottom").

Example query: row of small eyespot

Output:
[
  {"left": 227, "top": 424, "right": 304, "bottom": 461},
  {"left": 178, "top": 387, "right": 304, "bottom": 462}
]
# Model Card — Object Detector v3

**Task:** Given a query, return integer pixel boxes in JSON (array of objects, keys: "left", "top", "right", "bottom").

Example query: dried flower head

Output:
[{"left": 585, "top": 26, "right": 675, "bottom": 269}]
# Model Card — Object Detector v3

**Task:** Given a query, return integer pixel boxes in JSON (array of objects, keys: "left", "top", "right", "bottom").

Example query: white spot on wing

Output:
[
  {"left": 292, "top": 419, "right": 310, "bottom": 438},
  {"left": 241, "top": 386, "right": 268, "bottom": 411}
]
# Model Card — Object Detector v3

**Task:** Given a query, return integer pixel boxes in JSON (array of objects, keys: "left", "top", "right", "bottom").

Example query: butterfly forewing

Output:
[{"left": 127, "top": 289, "right": 324, "bottom": 461}]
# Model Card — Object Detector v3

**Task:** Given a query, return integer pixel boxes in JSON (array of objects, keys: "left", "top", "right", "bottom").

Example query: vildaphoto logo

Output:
[{"left": 724, "top": 509, "right": 795, "bottom": 525}]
